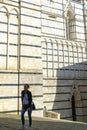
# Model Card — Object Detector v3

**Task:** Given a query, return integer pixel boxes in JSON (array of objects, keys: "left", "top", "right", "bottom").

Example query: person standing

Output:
[{"left": 20, "top": 84, "right": 32, "bottom": 130}]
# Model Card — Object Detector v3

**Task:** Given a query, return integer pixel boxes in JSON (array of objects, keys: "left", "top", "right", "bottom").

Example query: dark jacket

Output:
[{"left": 21, "top": 90, "right": 32, "bottom": 107}]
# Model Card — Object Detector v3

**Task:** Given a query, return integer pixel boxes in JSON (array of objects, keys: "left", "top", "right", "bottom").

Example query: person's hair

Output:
[{"left": 24, "top": 84, "right": 30, "bottom": 88}]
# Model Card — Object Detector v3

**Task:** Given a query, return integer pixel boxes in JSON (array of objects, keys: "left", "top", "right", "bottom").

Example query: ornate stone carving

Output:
[{"left": 64, "top": 1, "right": 75, "bottom": 19}]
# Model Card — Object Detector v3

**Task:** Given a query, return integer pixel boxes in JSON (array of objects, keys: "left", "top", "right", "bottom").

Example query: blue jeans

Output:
[{"left": 21, "top": 105, "right": 32, "bottom": 127}]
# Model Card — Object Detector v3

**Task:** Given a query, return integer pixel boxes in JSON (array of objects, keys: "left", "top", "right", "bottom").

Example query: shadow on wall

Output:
[{"left": 52, "top": 61, "right": 87, "bottom": 122}]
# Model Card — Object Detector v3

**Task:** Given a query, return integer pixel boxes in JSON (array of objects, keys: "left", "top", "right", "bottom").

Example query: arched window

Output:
[
  {"left": 0, "top": 6, "right": 19, "bottom": 70},
  {"left": 0, "top": 6, "right": 8, "bottom": 69},
  {"left": 64, "top": 2, "right": 76, "bottom": 41},
  {"left": 8, "top": 9, "right": 18, "bottom": 70},
  {"left": 66, "top": 10, "right": 75, "bottom": 40}
]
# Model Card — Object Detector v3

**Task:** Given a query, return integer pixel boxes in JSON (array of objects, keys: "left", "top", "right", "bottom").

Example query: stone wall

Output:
[
  {"left": 0, "top": 0, "right": 43, "bottom": 117},
  {"left": 0, "top": 0, "right": 87, "bottom": 122}
]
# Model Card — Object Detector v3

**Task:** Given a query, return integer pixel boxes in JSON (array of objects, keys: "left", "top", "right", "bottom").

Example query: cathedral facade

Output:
[{"left": 0, "top": 0, "right": 87, "bottom": 122}]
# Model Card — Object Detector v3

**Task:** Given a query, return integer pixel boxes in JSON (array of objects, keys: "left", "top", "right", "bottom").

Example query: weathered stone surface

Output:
[{"left": 0, "top": 114, "right": 87, "bottom": 130}]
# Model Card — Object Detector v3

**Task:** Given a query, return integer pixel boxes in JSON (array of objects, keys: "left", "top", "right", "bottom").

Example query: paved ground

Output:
[{"left": 0, "top": 114, "right": 87, "bottom": 130}]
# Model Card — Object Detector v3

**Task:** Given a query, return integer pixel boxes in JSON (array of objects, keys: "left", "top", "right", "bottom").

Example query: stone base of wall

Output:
[{"left": 45, "top": 111, "right": 60, "bottom": 119}]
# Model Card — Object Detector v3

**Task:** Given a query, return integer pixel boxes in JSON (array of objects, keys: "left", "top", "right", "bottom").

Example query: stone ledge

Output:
[{"left": 44, "top": 110, "right": 60, "bottom": 119}]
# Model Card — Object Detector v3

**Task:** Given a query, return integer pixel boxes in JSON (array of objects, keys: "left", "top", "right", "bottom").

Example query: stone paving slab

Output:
[{"left": 0, "top": 114, "right": 87, "bottom": 130}]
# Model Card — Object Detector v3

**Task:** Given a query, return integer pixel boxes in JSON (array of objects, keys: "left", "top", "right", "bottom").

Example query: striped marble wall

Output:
[
  {"left": 0, "top": 0, "right": 43, "bottom": 117},
  {"left": 42, "top": 38, "right": 87, "bottom": 121},
  {"left": 0, "top": 0, "right": 87, "bottom": 122},
  {"left": 0, "top": 1, "right": 19, "bottom": 113}
]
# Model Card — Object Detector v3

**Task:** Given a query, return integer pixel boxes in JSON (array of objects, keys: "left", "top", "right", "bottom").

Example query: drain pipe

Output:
[{"left": 17, "top": 0, "right": 21, "bottom": 115}]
